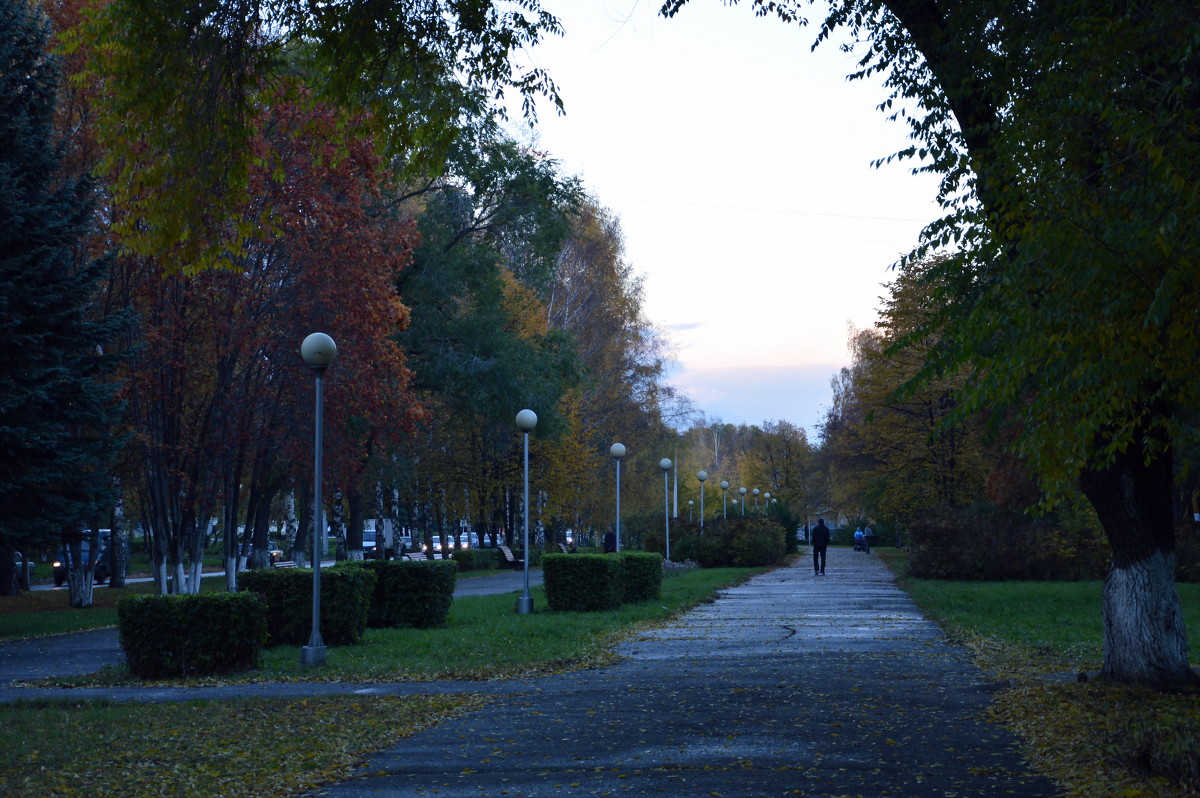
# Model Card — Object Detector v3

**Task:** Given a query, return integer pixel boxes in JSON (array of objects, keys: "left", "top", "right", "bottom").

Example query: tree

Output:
[
  {"left": 117, "top": 91, "right": 420, "bottom": 592},
  {"left": 823, "top": 256, "right": 987, "bottom": 525},
  {"left": 664, "top": 0, "right": 1199, "bottom": 685},
  {"left": 0, "top": 0, "right": 125, "bottom": 601},
  {"left": 71, "top": 0, "right": 565, "bottom": 273}
]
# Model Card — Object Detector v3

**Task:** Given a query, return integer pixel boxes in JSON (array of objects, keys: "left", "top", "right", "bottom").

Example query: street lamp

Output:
[
  {"left": 720, "top": 480, "right": 730, "bottom": 519},
  {"left": 697, "top": 471, "right": 707, "bottom": 530},
  {"left": 739, "top": 487, "right": 747, "bottom": 516},
  {"left": 515, "top": 409, "right": 537, "bottom": 614},
  {"left": 659, "top": 458, "right": 672, "bottom": 561},
  {"left": 688, "top": 500, "right": 693, "bottom": 522},
  {"left": 300, "top": 332, "right": 337, "bottom": 667},
  {"left": 610, "top": 443, "right": 626, "bottom": 551},
  {"left": 764, "top": 492, "right": 771, "bottom": 512},
  {"left": 753, "top": 488, "right": 760, "bottom": 511}
]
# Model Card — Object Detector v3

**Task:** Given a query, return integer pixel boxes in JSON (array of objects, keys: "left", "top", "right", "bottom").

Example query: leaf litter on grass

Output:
[{"left": 0, "top": 693, "right": 490, "bottom": 798}]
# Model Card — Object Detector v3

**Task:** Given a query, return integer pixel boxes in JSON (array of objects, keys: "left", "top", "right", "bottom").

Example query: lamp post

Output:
[
  {"left": 688, "top": 500, "right": 693, "bottom": 522},
  {"left": 697, "top": 471, "right": 707, "bottom": 530},
  {"left": 753, "top": 488, "right": 760, "bottom": 511},
  {"left": 764, "top": 492, "right": 771, "bottom": 513},
  {"left": 300, "top": 332, "right": 336, "bottom": 667},
  {"left": 515, "top": 409, "right": 537, "bottom": 614},
  {"left": 659, "top": 458, "right": 672, "bottom": 561},
  {"left": 720, "top": 480, "right": 730, "bottom": 519},
  {"left": 739, "top": 487, "right": 747, "bottom": 516},
  {"left": 610, "top": 443, "right": 626, "bottom": 551}
]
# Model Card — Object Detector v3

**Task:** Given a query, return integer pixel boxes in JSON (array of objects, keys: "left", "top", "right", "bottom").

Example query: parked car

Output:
[{"left": 52, "top": 532, "right": 111, "bottom": 587}]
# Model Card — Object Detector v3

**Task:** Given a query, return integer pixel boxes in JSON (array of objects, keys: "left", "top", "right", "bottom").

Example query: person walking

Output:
[
  {"left": 811, "top": 518, "right": 830, "bottom": 575},
  {"left": 602, "top": 527, "right": 617, "bottom": 553}
]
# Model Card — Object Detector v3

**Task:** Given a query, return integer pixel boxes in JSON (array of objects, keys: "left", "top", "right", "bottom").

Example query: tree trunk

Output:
[
  {"left": 109, "top": 489, "right": 129, "bottom": 589},
  {"left": 67, "top": 528, "right": 97, "bottom": 608},
  {"left": 247, "top": 484, "right": 275, "bottom": 570},
  {"left": 284, "top": 489, "right": 302, "bottom": 564},
  {"left": 331, "top": 489, "right": 346, "bottom": 560},
  {"left": 346, "top": 488, "right": 365, "bottom": 561},
  {"left": 1080, "top": 433, "right": 1198, "bottom": 687},
  {"left": 0, "top": 538, "right": 19, "bottom": 596}
]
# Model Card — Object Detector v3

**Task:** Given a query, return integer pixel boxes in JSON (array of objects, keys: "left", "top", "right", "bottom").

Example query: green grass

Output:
[
  {"left": 0, "top": 578, "right": 226, "bottom": 640},
  {"left": 874, "top": 547, "right": 1200, "bottom": 669}
]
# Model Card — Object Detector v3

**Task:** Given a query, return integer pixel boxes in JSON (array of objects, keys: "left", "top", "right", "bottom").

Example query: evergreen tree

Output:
[{"left": 0, "top": 0, "right": 125, "bottom": 596}]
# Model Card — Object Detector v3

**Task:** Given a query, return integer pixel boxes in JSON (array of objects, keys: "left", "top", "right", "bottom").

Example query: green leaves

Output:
[{"left": 73, "top": 0, "right": 564, "bottom": 273}]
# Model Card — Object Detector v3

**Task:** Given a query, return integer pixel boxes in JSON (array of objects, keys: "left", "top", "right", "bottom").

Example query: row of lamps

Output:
[{"left": 297, "top": 333, "right": 781, "bottom": 660}]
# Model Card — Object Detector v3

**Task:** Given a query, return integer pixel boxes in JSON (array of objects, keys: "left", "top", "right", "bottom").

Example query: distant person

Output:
[
  {"left": 811, "top": 518, "right": 830, "bottom": 575},
  {"left": 863, "top": 525, "right": 874, "bottom": 553},
  {"left": 854, "top": 527, "right": 865, "bottom": 552},
  {"left": 602, "top": 528, "right": 617, "bottom": 553}
]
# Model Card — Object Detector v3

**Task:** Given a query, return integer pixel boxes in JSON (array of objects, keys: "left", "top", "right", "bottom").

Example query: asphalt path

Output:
[
  {"left": 302, "top": 552, "right": 1059, "bottom": 797},
  {"left": 0, "top": 554, "right": 1060, "bottom": 796}
]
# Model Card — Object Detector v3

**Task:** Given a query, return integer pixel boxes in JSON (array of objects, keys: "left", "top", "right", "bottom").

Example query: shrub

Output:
[
  {"left": 451, "top": 548, "right": 496, "bottom": 572},
  {"left": 905, "top": 502, "right": 1109, "bottom": 580},
  {"left": 668, "top": 518, "right": 788, "bottom": 568},
  {"left": 240, "top": 565, "right": 376, "bottom": 646},
  {"left": 353, "top": 559, "right": 456, "bottom": 628},
  {"left": 620, "top": 551, "right": 663, "bottom": 603},
  {"left": 728, "top": 521, "right": 786, "bottom": 567},
  {"left": 118, "top": 592, "right": 266, "bottom": 679},
  {"left": 543, "top": 554, "right": 622, "bottom": 612}
]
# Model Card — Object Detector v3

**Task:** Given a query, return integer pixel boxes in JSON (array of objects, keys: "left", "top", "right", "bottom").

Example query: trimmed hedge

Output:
[
  {"left": 240, "top": 565, "right": 376, "bottom": 647},
  {"left": 118, "top": 592, "right": 267, "bottom": 679},
  {"left": 620, "top": 551, "right": 663, "bottom": 603},
  {"left": 353, "top": 559, "right": 456, "bottom": 628},
  {"left": 543, "top": 554, "right": 622, "bottom": 612}
]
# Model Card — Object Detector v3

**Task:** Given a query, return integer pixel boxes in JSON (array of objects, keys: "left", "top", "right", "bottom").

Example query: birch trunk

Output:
[
  {"left": 188, "top": 559, "right": 203, "bottom": 594},
  {"left": 1080, "top": 430, "right": 1198, "bottom": 687}
]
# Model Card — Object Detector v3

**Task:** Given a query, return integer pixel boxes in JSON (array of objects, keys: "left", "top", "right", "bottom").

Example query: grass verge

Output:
[
  {"left": 0, "top": 566, "right": 759, "bottom": 797},
  {"left": 876, "top": 548, "right": 1200, "bottom": 797}
]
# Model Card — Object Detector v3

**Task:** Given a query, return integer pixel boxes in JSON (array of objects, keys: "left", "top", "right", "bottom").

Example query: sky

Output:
[{"left": 510, "top": 1, "right": 944, "bottom": 438}]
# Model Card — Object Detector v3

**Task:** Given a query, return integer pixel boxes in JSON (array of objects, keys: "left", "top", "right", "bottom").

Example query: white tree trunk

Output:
[
  {"left": 225, "top": 556, "right": 239, "bottom": 591},
  {"left": 187, "top": 559, "right": 203, "bottom": 594},
  {"left": 1102, "top": 549, "right": 1192, "bottom": 683},
  {"left": 154, "top": 560, "right": 168, "bottom": 594},
  {"left": 67, "top": 566, "right": 95, "bottom": 608},
  {"left": 173, "top": 561, "right": 186, "bottom": 594}
]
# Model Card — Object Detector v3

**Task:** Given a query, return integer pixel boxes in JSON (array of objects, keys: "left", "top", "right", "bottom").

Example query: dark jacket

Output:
[{"left": 811, "top": 521, "right": 831, "bottom": 548}]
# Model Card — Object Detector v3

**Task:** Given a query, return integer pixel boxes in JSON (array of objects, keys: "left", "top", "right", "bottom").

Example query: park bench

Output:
[
  {"left": 556, "top": 542, "right": 572, "bottom": 554},
  {"left": 498, "top": 545, "right": 523, "bottom": 570},
  {"left": 403, "top": 551, "right": 428, "bottom": 561}
]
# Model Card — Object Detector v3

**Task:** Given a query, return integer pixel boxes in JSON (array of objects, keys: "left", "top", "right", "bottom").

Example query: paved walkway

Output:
[
  {"left": 0, "top": 554, "right": 1060, "bottom": 796},
  {"left": 302, "top": 552, "right": 1058, "bottom": 797}
]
